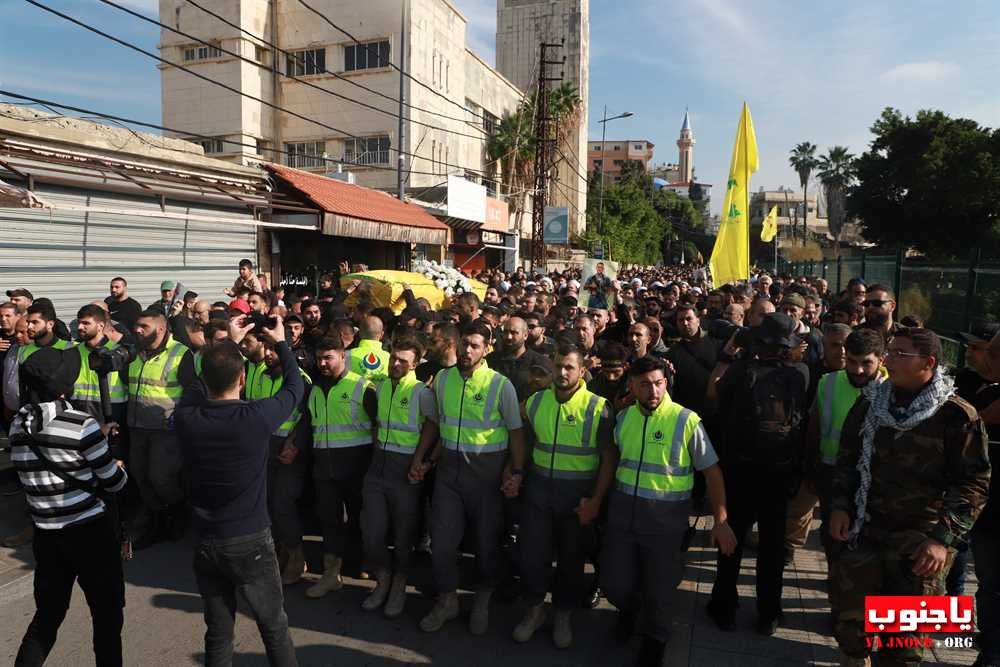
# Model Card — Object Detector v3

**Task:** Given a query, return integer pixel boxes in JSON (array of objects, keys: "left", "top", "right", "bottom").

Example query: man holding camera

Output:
[
  {"left": 10, "top": 347, "right": 128, "bottom": 667},
  {"left": 175, "top": 314, "right": 302, "bottom": 667}
]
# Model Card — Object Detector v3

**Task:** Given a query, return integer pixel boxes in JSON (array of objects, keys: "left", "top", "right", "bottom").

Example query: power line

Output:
[
  {"left": 182, "top": 0, "right": 487, "bottom": 132},
  {"left": 23, "top": 0, "right": 492, "bottom": 178},
  {"left": 0, "top": 90, "right": 462, "bottom": 178},
  {"left": 293, "top": 0, "right": 485, "bottom": 122},
  {"left": 101, "top": 0, "right": 486, "bottom": 142}
]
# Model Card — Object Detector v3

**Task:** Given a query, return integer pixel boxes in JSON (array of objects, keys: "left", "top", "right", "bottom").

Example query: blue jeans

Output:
[
  {"left": 973, "top": 520, "right": 1000, "bottom": 664},
  {"left": 193, "top": 529, "right": 297, "bottom": 667}
]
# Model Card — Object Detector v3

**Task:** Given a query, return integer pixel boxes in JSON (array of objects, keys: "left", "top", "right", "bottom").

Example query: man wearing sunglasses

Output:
[{"left": 860, "top": 284, "right": 901, "bottom": 341}]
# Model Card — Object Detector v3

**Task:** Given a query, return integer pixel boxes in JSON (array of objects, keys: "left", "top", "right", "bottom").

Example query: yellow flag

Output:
[
  {"left": 760, "top": 205, "right": 778, "bottom": 242},
  {"left": 709, "top": 102, "right": 759, "bottom": 286}
]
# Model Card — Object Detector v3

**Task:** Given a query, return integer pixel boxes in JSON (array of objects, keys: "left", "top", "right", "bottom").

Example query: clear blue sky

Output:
[{"left": 3, "top": 0, "right": 998, "bottom": 214}]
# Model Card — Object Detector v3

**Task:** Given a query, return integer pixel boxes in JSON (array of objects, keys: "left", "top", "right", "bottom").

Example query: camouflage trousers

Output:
[{"left": 832, "top": 537, "right": 953, "bottom": 666}]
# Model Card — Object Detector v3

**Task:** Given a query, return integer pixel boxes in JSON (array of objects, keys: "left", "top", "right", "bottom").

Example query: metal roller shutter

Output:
[{"left": 0, "top": 183, "right": 257, "bottom": 319}]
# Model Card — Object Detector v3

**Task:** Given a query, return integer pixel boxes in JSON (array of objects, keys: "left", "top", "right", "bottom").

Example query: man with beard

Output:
[
  {"left": 513, "top": 345, "right": 617, "bottom": 649},
  {"left": 802, "top": 294, "right": 822, "bottom": 329},
  {"left": 486, "top": 317, "right": 547, "bottom": 400},
  {"left": 241, "top": 328, "right": 313, "bottom": 586},
  {"left": 19, "top": 302, "right": 74, "bottom": 364},
  {"left": 523, "top": 311, "right": 555, "bottom": 358},
  {"left": 409, "top": 321, "right": 526, "bottom": 636},
  {"left": 484, "top": 286, "right": 501, "bottom": 306},
  {"left": 626, "top": 322, "right": 653, "bottom": 363},
  {"left": 861, "top": 284, "right": 900, "bottom": 341},
  {"left": 105, "top": 277, "right": 142, "bottom": 330},
  {"left": 417, "top": 321, "right": 459, "bottom": 382},
  {"left": 0, "top": 302, "right": 19, "bottom": 366},
  {"left": 126, "top": 309, "right": 196, "bottom": 548},
  {"left": 301, "top": 301, "right": 325, "bottom": 347},
  {"left": 305, "top": 336, "right": 377, "bottom": 600},
  {"left": 360, "top": 337, "right": 439, "bottom": 619},
  {"left": 572, "top": 315, "right": 599, "bottom": 371},
  {"left": 588, "top": 343, "right": 630, "bottom": 409},
  {"left": 65, "top": 305, "right": 128, "bottom": 428},
  {"left": 666, "top": 305, "right": 720, "bottom": 425},
  {"left": 282, "top": 314, "right": 312, "bottom": 374},
  {"left": 6, "top": 287, "right": 33, "bottom": 315}
]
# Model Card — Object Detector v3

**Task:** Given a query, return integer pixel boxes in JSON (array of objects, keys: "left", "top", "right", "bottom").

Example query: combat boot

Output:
[
  {"left": 281, "top": 546, "right": 305, "bottom": 585},
  {"left": 361, "top": 569, "right": 391, "bottom": 611},
  {"left": 383, "top": 573, "right": 408, "bottom": 618},
  {"left": 512, "top": 603, "right": 546, "bottom": 643},
  {"left": 469, "top": 589, "right": 492, "bottom": 635},
  {"left": 306, "top": 554, "right": 343, "bottom": 598},
  {"left": 552, "top": 610, "right": 573, "bottom": 649},
  {"left": 419, "top": 592, "right": 459, "bottom": 632}
]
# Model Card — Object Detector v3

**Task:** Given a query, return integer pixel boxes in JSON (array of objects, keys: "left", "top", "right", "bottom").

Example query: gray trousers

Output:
[
  {"left": 130, "top": 428, "right": 185, "bottom": 512},
  {"left": 518, "top": 501, "right": 590, "bottom": 609},
  {"left": 267, "top": 440, "right": 308, "bottom": 548},
  {"left": 600, "top": 524, "right": 686, "bottom": 643},
  {"left": 361, "top": 472, "right": 422, "bottom": 574},
  {"left": 430, "top": 472, "right": 503, "bottom": 594}
]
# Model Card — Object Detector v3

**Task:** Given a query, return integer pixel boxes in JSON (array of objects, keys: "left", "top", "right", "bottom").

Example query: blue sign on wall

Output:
[{"left": 543, "top": 207, "right": 569, "bottom": 244}]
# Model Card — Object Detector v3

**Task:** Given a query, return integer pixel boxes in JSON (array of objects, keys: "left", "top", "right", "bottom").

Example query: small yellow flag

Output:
[
  {"left": 761, "top": 205, "right": 778, "bottom": 242},
  {"left": 709, "top": 102, "right": 759, "bottom": 286}
]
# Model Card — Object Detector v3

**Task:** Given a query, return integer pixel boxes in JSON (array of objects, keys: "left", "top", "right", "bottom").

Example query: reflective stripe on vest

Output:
[
  {"left": 349, "top": 339, "right": 390, "bottom": 382},
  {"left": 614, "top": 400, "right": 698, "bottom": 502},
  {"left": 194, "top": 351, "right": 202, "bottom": 376},
  {"left": 245, "top": 361, "right": 312, "bottom": 437},
  {"left": 308, "top": 372, "right": 372, "bottom": 449},
  {"left": 127, "top": 337, "right": 188, "bottom": 428},
  {"left": 375, "top": 371, "right": 425, "bottom": 454},
  {"left": 72, "top": 339, "right": 127, "bottom": 409},
  {"left": 818, "top": 370, "right": 861, "bottom": 466},
  {"left": 18, "top": 338, "right": 74, "bottom": 363},
  {"left": 435, "top": 363, "right": 509, "bottom": 454},
  {"left": 525, "top": 382, "right": 605, "bottom": 480}
]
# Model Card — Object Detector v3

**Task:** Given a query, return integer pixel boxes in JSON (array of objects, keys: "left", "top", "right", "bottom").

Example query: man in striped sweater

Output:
[{"left": 9, "top": 346, "right": 128, "bottom": 667}]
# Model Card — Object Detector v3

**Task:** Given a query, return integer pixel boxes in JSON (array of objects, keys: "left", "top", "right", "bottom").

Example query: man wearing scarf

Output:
[{"left": 828, "top": 328, "right": 990, "bottom": 667}]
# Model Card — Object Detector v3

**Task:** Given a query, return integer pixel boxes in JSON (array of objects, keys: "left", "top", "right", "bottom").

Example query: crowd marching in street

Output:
[{"left": 0, "top": 257, "right": 995, "bottom": 667}]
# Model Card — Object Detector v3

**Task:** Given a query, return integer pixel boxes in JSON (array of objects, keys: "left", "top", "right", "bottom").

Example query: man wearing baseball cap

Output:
[
  {"left": 148, "top": 281, "right": 177, "bottom": 316},
  {"left": 6, "top": 288, "right": 33, "bottom": 314}
]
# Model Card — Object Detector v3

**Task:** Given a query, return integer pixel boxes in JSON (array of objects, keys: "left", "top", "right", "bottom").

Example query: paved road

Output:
[{"left": 0, "top": 487, "right": 977, "bottom": 666}]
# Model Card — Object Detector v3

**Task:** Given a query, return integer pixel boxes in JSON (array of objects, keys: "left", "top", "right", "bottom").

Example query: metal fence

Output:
[{"left": 784, "top": 251, "right": 999, "bottom": 367}]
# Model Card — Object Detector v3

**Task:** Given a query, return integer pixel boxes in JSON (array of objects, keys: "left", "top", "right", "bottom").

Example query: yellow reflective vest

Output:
[
  {"left": 18, "top": 338, "right": 73, "bottom": 363},
  {"left": 375, "top": 371, "right": 426, "bottom": 454},
  {"left": 434, "top": 362, "right": 509, "bottom": 454},
  {"left": 308, "top": 371, "right": 372, "bottom": 449},
  {"left": 72, "top": 339, "right": 127, "bottom": 417},
  {"left": 127, "top": 337, "right": 188, "bottom": 430},
  {"left": 245, "top": 360, "right": 312, "bottom": 438},
  {"left": 614, "top": 397, "right": 700, "bottom": 502},
  {"left": 817, "top": 369, "right": 861, "bottom": 466},
  {"left": 525, "top": 381, "right": 606, "bottom": 480},
  {"left": 349, "top": 339, "right": 390, "bottom": 382}
]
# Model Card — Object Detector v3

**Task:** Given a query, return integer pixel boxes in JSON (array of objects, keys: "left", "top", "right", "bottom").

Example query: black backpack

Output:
[{"left": 731, "top": 361, "right": 807, "bottom": 470}]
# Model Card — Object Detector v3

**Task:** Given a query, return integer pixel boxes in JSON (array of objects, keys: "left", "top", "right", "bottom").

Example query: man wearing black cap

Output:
[
  {"left": 7, "top": 288, "right": 33, "bottom": 314},
  {"left": 10, "top": 347, "right": 128, "bottom": 666},
  {"left": 707, "top": 312, "right": 810, "bottom": 636}
]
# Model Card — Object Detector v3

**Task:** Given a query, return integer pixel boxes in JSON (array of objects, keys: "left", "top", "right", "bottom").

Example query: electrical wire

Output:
[{"left": 100, "top": 0, "right": 486, "bottom": 142}]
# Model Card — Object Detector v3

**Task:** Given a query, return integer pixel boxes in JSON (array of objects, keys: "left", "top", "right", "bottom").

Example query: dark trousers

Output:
[
  {"left": 519, "top": 503, "right": 591, "bottom": 609},
  {"left": 361, "top": 473, "right": 421, "bottom": 574},
  {"left": 267, "top": 442, "right": 308, "bottom": 548},
  {"left": 16, "top": 514, "right": 125, "bottom": 667},
  {"left": 314, "top": 476, "right": 364, "bottom": 559},
  {"left": 973, "top": 520, "right": 1000, "bottom": 664},
  {"left": 430, "top": 473, "right": 503, "bottom": 594},
  {"left": 710, "top": 464, "right": 793, "bottom": 621},
  {"left": 193, "top": 528, "right": 297, "bottom": 667}
]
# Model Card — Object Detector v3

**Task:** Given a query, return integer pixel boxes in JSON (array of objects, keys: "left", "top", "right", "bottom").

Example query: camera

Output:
[
  {"left": 247, "top": 312, "right": 278, "bottom": 332},
  {"left": 733, "top": 326, "right": 754, "bottom": 350},
  {"left": 88, "top": 344, "right": 135, "bottom": 375}
]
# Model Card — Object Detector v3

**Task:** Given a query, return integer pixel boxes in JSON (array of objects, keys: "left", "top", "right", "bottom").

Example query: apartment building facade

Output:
[{"left": 586, "top": 139, "right": 655, "bottom": 184}]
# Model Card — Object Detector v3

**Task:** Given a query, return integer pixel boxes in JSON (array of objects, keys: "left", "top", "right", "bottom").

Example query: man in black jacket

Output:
[{"left": 174, "top": 315, "right": 302, "bottom": 667}]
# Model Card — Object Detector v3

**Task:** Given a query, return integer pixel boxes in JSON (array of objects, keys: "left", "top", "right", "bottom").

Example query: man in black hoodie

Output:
[{"left": 174, "top": 315, "right": 303, "bottom": 667}]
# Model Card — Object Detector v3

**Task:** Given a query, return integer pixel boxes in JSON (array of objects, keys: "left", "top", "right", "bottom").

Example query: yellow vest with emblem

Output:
[
  {"left": 615, "top": 397, "right": 700, "bottom": 502},
  {"left": 71, "top": 339, "right": 127, "bottom": 417},
  {"left": 127, "top": 337, "right": 189, "bottom": 430},
  {"left": 245, "top": 359, "right": 312, "bottom": 438},
  {"left": 817, "top": 369, "right": 861, "bottom": 466},
  {"left": 308, "top": 371, "right": 372, "bottom": 449},
  {"left": 349, "top": 339, "right": 390, "bottom": 382},
  {"left": 375, "top": 371, "right": 426, "bottom": 454},
  {"left": 18, "top": 338, "right": 74, "bottom": 363},
  {"left": 525, "top": 381, "right": 606, "bottom": 480},
  {"left": 434, "top": 362, "right": 509, "bottom": 454}
]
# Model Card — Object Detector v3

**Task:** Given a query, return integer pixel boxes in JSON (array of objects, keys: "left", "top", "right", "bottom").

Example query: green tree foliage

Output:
[
  {"left": 789, "top": 142, "right": 819, "bottom": 243},
  {"left": 688, "top": 181, "right": 710, "bottom": 221},
  {"left": 816, "top": 145, "right": 857, "bottom": 241},
  {"left": 849, "top": 108, "right": 1000, "bottom": 256}
]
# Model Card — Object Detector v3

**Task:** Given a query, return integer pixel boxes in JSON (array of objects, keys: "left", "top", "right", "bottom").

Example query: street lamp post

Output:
[{"left": 597, "top": 106, "right": 634, "bottom": 234}]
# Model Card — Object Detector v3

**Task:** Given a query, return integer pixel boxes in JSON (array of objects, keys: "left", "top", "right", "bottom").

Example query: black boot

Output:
[
  {"left": 132, "top": 511, "right": 164, "bottom": 551},
  {"left": 614, "top": 609, "right": 637, "bottom": 643},
  {"left": 636, "top": 636, "right": 666, "bottom": 667}
]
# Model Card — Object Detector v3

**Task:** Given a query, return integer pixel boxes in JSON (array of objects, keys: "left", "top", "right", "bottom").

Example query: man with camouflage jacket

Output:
[{"left": 828, "top": 328, "right": 990, "bottom": 667}]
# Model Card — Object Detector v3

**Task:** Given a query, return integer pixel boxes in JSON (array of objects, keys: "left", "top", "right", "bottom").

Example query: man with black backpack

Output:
[{"left": 706, "top": 312, "right": 810, "bottom": 636}]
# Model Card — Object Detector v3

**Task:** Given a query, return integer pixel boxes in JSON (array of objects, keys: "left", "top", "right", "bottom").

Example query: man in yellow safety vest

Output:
[
  {"left": 602, "top": 355, "right": 736, "bottom": 667},
  {"left": 19, "top": 302, "right": 73, "bottom": 365},
  {"left": 66, "top": 304, "right": 127, "bottom": 430},
  {"left": 408, "top": 321, "right": 526, "bottom": 636},
  {"left": 348, "top": 315, "right": 390, "bottom": 382},
  {"left": 513, "top": 344, "right": 618, "bottom": 649}
]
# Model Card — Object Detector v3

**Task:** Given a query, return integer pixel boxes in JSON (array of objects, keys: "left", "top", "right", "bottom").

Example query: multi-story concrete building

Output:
[
  {"left": 586, "top": 139, "right": 654, "bottom": 184},
  {"left": 158, "top": 0, "right": 522, "bottom": 197},
  {"left": 496, "top": 0, "right": 589, "bottom": 237}
]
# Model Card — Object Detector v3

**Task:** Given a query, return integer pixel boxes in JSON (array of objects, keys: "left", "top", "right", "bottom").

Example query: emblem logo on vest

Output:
[
  {"left": 564, "top": 414, "right": 577, "bottom": 426},
  {"left": 362, "top": 352, "right": 382, "bottom": 370},
  {"left": 473, "top": 393, "right": 484, "bottom": 402},
  {"left": 653, "top": 430, "right": 664, "bottom": 441},
  {"left": 399, "top": 397, "right": 409, "bottom": 406},
  {"left": 340, "top": 392, "right": 349, "bottom": 400}
]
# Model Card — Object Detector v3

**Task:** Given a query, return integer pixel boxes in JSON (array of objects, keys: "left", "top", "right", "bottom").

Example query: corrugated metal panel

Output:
[{"left": 0, "top": 183, "right": 256, "bottom": 320}]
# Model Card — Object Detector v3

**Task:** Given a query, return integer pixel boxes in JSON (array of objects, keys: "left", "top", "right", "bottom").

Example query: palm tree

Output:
[
  {"left": 816, "top": 145, "right": 856, "bottom": 256},
  {"left": 789, "top": 142, "right": 819, "bottom": 243}
]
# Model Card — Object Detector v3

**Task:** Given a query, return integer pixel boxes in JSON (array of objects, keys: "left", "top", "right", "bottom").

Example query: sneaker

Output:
[
  {"left": 512, "top": 603, "right": 546, "bottom": 643},
  {"left": 419, "top": 592, "right": 460, "bottom": 632}
]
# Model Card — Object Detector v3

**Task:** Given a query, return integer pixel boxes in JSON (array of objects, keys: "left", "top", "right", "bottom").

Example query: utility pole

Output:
[
  {"left": 396, "top": 0, "right": 408, "bottom": 200},
  {"left": 530, "top": 40, "right": 564, "bottom": 272}
]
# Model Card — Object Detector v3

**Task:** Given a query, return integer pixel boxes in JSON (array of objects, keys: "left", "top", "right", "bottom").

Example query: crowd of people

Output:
[{"left": 0, "top": 257, "right": 995, "bottom": 667}]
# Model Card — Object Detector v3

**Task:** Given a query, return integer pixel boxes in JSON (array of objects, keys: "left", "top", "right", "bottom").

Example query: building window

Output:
[
  {"left": 287, "top": 48, "right": 325, "bottom": 76},
  {"left": 592, "top": 144, "right": 601, "bottom": 151},
  {"left": 613, "top": 159, "right": 623, "bottom": 167},
  {"left": 484, "top": 179, "right": 497, "bottom": 197},
  {"left": 254, "top": 45, "right": 268, "bottom": 63},
  {"left": 184, "top": 41, "right": 223, "bottom": 61},
  {"left": 198, "top": 137, "right": 225, "bottom": 154},
  {"left": 255, "top": 138, "right": 269, "bottom": 157},
  {"left": 482, "top": 110, "right": 498, "bottom": 135},
  {"left": 344, "top": 135, "right": 390, "bottom": 166},
  {"left": 284, "top": 140, "right": 325, "bottom": 168},
  {"left": 612, "top": 145, "right": 621, "bottom": 151},
  {"left": 593, "top": 159, "right": 603, "bottom": 169},
  {"left": 633, "top": 143, "right": 643, "bottom": 150},
  {"left": 344, "top": 40, "right": 390, "bottom": 72}
]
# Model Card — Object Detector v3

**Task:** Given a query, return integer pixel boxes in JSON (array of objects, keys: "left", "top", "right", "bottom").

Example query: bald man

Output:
[
  {"left": 349, "top": 315, "right": 391, "bottom": 382},
  {"left": 485, "top": 316, "right": 549, "bottom": 400}
]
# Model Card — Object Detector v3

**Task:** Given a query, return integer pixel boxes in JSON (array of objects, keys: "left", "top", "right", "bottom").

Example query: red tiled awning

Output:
[{"left": 266, "top": 163, "right": 448, "bottom": 246}]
